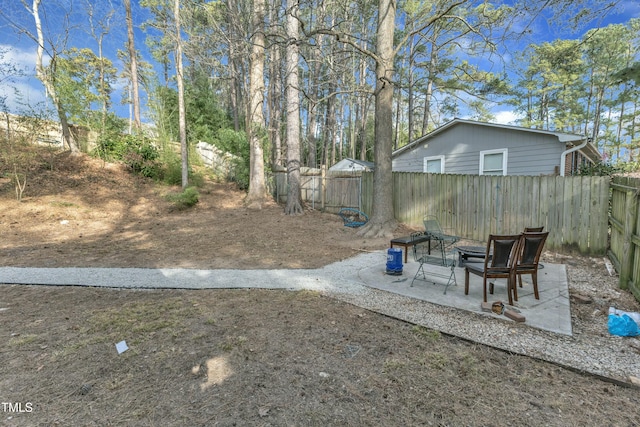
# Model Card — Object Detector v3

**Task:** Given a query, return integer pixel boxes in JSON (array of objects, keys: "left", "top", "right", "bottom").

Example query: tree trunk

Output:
[
  {"left": 326, "top": 89, "right": 336, "bottom": 167},
  {"left": 394, "top": 83, "right": 402, "bottom": 150},
  {"left": 357, "top": 0, "right": 397, "bottom": 238},
  {"left": 337, "top": 100, "right": 345, "bottom": 162},
  {"left": 358, "top": 46, "right": 368, "bottom": 161},
  {"left": 422, "top": 47, "right": 437, "bottom": 135},
  {"left": 245, "top": 0, "right": 268, "bottom": 209},
  {"left": 306, "top": 38, "right": 323, "bottom": 169},
  {"left": 31, "top": 0, "right": 78, "bottom": 153},
  {"left": 347, "top": 89, "right": 356, "bottom": 159},
  {"left": 174, "top": 0, "right": 188, "bottom": 189},
  {"left": 228, "top": 41, "right": 240, "bottom": 132},
  {"left": 267, "top": 8, "right": 283, "bottom": 168},
  {"left": 284, "top": 0, "right": 303, "bottom": 215},
  {"left": 306, "top": 99, "right": 318, "bottom": 167},
  {"left": 124, "top": 0, "right": 141, "bottom": 131},
  {"left": 407, "top": 39, "right": 415, "bottom": 143}
]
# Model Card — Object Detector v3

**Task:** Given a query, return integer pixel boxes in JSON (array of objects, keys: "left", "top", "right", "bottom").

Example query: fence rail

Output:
[{"left": 362, "top": 172, "right": 610, "bottom": 254}]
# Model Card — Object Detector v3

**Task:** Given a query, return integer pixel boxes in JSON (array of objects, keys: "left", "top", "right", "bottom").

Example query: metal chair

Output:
[
  {"left": 411, "top": 232, "right": 457, "bottom": 293},
  {"left": 422, "top": 215, "right": 460, "bottom": 254},
  {"left": 516, "top": 231, "right": 549, "bottom": 300},
  {"left": 464, "top": 234, "right": 521, "bottom": 306}
]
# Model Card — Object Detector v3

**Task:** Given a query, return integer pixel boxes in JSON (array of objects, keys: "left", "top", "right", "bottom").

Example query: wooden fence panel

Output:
[
  {"left": 362, "top": 173, "right": 610, "bottom": 254},
  {"left": 591, "top": 177, "right": 610, "bottom": 251},
  {"left": 609, "top": 177, "right": 640, "bottom": 299},
  {"left": 609, "top": 183, "right": 626, "bottom": 269},
  {"left": 277, "top": 170, "right": 611, "bottom": 257},
  {"left": 273, "top": 171, "right": 362, "bottom": 212}
]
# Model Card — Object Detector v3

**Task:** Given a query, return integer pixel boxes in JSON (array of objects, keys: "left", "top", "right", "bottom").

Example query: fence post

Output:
[{"left": 619, "top": 187, "right": 639, "bottom": 290}]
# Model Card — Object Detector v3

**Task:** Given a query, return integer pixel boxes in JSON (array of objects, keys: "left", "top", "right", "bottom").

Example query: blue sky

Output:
[
  {"left": 489, "top": 0, "right": 640, "bottom": 124},
  {"left": 0, "top": 0, "right": 639, "bottom": 125},
  {"left": 0, "top": 0, "right": 154, "bottom": 121}
]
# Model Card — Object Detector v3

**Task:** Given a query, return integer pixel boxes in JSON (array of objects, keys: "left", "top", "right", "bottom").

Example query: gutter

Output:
[{"left": 560, "top": 138, "right": 589, "bottom": 177}]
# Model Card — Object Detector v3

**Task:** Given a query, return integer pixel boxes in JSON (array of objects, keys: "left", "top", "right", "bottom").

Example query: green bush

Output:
[
  {"left": 93, "top": 135, "right": 128, "bottom": 161},
  {"left": 211, "top": 129, "right": 251, "bottom": 189},
  {"left": 166, "top": 186, "right": 199, "bottom": 209},
  {"left": 159, "top": 150, "right": 204, "bottom": 187},
  {"left": 577, "top": 162, "right": 623, "bottom": 177},
  {"left": 162, "top": 156, "right": 183, "bottom": 186},
  {"left": 121, "top": 136, "right": 162, "bottom": 179},
  {"left": 229, "top": 156, "right": 250, "bottom": 190},
  {"left": 93, "top": 133, "right": 163, "bottom": 179}
]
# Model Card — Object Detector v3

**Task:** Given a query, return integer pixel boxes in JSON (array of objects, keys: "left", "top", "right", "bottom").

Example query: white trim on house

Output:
[
  {"left": 479, "top": 148, "right": 508, "bottom": 175},
  {"left": 423, "top": 155, "right": 445, "bottom": 173}
]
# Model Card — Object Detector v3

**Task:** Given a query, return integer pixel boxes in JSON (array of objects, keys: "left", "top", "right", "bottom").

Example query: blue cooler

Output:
[{"left": 386, "top": 248, "right": 403, "bottom": 275}]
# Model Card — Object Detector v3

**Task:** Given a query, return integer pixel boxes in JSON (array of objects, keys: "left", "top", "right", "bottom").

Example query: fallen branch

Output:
[{"left": 13, "top": 166, "right": 26, "bottom": 202}]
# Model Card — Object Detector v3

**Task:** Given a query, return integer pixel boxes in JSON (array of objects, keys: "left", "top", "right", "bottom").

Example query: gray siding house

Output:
[{"left": 392, "top": 118, "right": 601, "bottom": 176}]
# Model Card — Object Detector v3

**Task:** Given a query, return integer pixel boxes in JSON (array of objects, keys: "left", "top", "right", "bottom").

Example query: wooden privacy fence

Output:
[
  {"left": 272, "top": 168, "right": 640, "bottom": 298},
  {"left": 361, "top": 172, "right": 610, "bottom": 254},
  {"left": 272, "top": 169, "right": 362, "bottom": 212},
  {"left": 609, "top": 176, "right": 640, "bottom": 300}
]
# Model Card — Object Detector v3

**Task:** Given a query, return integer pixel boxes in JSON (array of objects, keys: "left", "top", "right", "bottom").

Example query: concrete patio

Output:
[{"left": 356, "top": 251, "right": 572, "bottom": 336}]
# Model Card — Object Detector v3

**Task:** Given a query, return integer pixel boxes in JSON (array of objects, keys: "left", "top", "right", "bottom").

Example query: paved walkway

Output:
[
  {"left": 1, "top": 251, "right": 638, "bottom": 385},
  {"left": 0, "top": 250, "right": 571, "bottom": 334}
]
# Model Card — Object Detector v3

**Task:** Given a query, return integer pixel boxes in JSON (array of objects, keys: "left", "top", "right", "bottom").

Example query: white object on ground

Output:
[
  {"left": 609, "top": 307, "right": 640, "bottom": 324},
  {"left": 604, "top": 258, "right": 615, "bottom": 276},
  {"left": 116, "top": 340, "right": 129, "bottom": 354}
]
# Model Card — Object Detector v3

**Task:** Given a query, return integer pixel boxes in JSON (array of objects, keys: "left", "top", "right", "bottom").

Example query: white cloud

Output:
[
  {"left": 0, "top": 44, "right": 51, "bottom": 114},
  {"left": 0, "top": 43, "right": 39, "bottom": 73},
  {"left": 0, "top": 79, "right": 48, "bottom": 114},
  {"left": 493, "top": 110, "right": 521, "bottom": 125}
]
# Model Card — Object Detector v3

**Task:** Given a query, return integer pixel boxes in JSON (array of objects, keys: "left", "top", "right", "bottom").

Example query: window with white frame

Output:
[
  {"left": 423, "top": 155, "right": 445, "bottom": 173},
  {"left": 479, "top": 149, "right": 507, "bottom": 175}
]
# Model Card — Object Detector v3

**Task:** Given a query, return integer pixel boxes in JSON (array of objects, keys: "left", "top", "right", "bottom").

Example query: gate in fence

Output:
[{"left": 272, "top": 168, "right": 362, "bottom": 213}]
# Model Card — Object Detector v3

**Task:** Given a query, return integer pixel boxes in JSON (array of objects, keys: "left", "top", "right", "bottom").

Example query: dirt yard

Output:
[{"left": 1, "top": 148, "right": 640, "bottom": 426}]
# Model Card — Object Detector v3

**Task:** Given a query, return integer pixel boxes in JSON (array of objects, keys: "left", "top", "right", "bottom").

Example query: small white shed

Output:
[{"left": 329, "top": 158, "right": 375, "bottom": 173}]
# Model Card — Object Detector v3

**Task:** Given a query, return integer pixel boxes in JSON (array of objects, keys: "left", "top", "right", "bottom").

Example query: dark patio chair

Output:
[
  {"left": 524, "top": 226, "right": 544, "bottom": 232},
  {"left": 516, "top": 231, "right": 549, "bottom": 300},
  {"left": 464, "top": 234, "right": 521, "bottom": 306}
]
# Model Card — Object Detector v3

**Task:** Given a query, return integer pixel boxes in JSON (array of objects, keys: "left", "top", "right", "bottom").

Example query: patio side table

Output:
[
  {"left": 455, "top": 246, "right": 489, "bottom": 267},
  {"left": 390, "top": 234, "right": 431, "bottom": 264}
]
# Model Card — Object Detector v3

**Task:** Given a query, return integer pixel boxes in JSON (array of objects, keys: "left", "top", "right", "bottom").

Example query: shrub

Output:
[
  {"left": 93, "top": 134, "right": 128, "bottom": 161},
  {"left": 121, "top": 135, "right": 162, "bottom": 179},
  {"left": 162, "top": 155, "right": 183, "bottom": 186},
  {"left": 577, "top": 162, "right": 623, "bottom": 177},
  {"left": 229, "top": 156, "right": 250, "bottom": 190},
  {"left": 212, "top": 129, "right": 250, "bottom": 189},
  {"left": 166, "top": 186, "right": 199, "bottom": 210},
  {"left": 92, "top": 133, "right": 162, "bottom": 178},
  {"left": 160, "top": 150, "right": 204, "bottom": 187}
]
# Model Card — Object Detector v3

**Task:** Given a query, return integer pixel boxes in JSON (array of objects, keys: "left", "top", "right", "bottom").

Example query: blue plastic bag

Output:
[{"left": 608, "top": 314, "right": 640, "bottom": 337}]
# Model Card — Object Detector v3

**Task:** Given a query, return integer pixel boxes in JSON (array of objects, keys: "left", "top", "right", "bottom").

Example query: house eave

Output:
[{"left": 392, "top": 118, "right": 590, "bottom": 158}]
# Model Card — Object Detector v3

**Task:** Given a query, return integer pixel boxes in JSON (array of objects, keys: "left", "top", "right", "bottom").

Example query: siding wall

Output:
[{"left": 393, "top": 123, "right": 565, "bottom": 176}]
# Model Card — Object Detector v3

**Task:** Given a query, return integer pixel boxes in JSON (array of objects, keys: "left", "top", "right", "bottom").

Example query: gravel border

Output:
[{"left": 2, "top": 251, "right": 639, "bottom": 387}]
